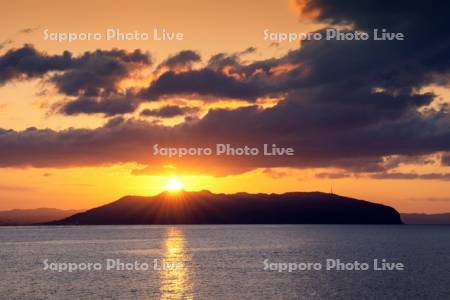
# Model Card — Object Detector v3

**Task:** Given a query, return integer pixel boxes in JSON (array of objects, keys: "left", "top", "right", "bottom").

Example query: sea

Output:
[{"left": 0, "top": 225, "right": 449, "bottom": 299}]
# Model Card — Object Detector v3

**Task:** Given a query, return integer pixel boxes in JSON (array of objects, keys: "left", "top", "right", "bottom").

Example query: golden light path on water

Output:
[{"left": 160, "top": 227, "right": 193, "bottom": 300}]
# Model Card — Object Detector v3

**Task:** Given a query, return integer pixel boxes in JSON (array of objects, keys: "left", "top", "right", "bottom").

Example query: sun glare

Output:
[{"left": 165, "top": 178, "right": 184, "bottom": 192}]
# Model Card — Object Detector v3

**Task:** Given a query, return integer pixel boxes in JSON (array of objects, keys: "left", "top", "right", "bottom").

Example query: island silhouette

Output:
[
  {"left": 47, "top": 191, "right": 402, "bottom": 225},
  {"left": 0, "top": 208, "right": 83, "bottom": 225}
]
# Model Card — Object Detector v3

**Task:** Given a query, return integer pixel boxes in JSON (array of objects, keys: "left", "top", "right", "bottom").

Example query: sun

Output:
[{"left": 165, "top": 178, "right": 184, "bottom": 192}]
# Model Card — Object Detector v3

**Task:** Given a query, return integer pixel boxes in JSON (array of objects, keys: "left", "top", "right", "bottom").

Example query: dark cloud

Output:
[
  {"left": 140, "top": 105, "right": 199, "bottom": 118},
  {"left": 0, "top": 44, "right": 73, "bottom": 84},
  {"left": 298, "top": 0, "right": 448, "bottom": 34},
  {"left": 296, "top": 0, "right": 450, "bottom": 89},
  {"left": 138, "top": 25, "right": 447, "bottom": 104},
  {"left": 50, "top": 49, "right": 150, "bottom": 97},
  {"left": 140, "top": 69, "right": 267, "bottom": 101},
  {"left": 0, "top": 0, "right": 450, "bottom": 176},
  {"left": 207, "top": 53, "right": 240, "bottom": 70},
  {"left": 0, "top": 45, "right": 151, "bottom": 116},
  {"left": 240, "top": 47, "right": 257, "bottom": 55},
  {"left": 0, "top": 96, "right": 448, "bottom": 176},
  {"left": 0, "top": 118, "right": 259, "bottom": 176},
  {"left": 156, "top": 50, "right": 201, "bottom": 70},
  {"left": 0, "top": 45, "right": 151, "bottom": 95},
  {"left": 57, "top": 94, "right": 139, "bottom": 116},
  {"left": 140, "top": 47, "right": 288, "bottom": 102},
  {"left": 370, "top": 172, "right": 450, "bottom": 181},
  {"left": 0, "top": 119, "right": 161, "bottom": 168}
]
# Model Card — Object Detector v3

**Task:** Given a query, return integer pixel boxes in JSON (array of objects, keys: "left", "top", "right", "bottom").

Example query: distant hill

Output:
[
  {"left": 401, "top": 213, "right": 450, "bottom": 224},
  {"left": 49, "top": 191, "right": 402, "bottom": 225},
  {"left": 0, "top": 208, "right": 83, "bottom": 225}
]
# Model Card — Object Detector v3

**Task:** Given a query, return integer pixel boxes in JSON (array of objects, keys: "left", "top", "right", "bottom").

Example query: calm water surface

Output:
[{"left": 0, "top": 225, "right": 449, "bottom": 299}]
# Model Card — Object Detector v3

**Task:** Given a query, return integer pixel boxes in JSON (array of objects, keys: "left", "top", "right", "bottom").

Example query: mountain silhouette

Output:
[
  {"left": 0, "top": 208, "right": 83, "bottom": 225},
  {"left": 48, "top": 191, "right": 402, "bottom": 225},
  {"left": 401, "top": 213, "right": 450, "bottom": 224}
]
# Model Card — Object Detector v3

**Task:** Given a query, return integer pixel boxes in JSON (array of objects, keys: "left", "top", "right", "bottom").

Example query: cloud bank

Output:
[{"left": 0, "top": 0, "right": 449, "bottom": 177}]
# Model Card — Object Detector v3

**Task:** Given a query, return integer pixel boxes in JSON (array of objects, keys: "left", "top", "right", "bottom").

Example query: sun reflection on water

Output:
[{"left": 160, "top": 227, "right": 193, "bottom": 300}]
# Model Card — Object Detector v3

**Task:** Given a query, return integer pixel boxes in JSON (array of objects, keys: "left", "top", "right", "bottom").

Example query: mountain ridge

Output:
[
  {"left": 48, "top": 190, "right": 402, "bottom": 225},
  {"left": 0, "top": 208, "right": 83, "bottom": 225}
]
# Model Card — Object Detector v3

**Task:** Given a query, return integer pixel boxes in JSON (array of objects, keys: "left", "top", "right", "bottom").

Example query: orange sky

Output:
[{"left": 0, "top": 0, "right": 449, "bottom": 213}]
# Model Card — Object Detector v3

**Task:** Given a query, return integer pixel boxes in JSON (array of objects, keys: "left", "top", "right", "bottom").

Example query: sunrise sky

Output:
[{"left": 0, "top": 0, "right": 449, "bottom": 213}]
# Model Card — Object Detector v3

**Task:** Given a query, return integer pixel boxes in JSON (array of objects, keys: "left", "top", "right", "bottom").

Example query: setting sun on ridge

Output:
[{"left": 165, "top": 178, "right": 184, "bottom": 192}]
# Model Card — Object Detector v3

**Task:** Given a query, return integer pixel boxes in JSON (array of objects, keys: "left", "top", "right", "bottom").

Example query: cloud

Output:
[
  {"left": 0, "top": 96, "right": 448, "bottom": 176},
  {"left": 0, "top": 45, "right": 152, "bottom": 116},
  {"left": 139, "top": 46, "right": 298, "bottom": 102},
  {"left": 0, "top": 45, "right": 151, "bottom": 94},
  {"left": 156, "top": 50, "right": 201, "bottom": 71},
  {"left": 240, "top": 47, "right": 257, "bottom": 56},
  {"left": 0, "top": 0, "right": 450, "bottom": 176},
  {"left": 140, "top": 68, "right": 267, "bottom": 101},
  {"left": 0, "top": 39, "right": 13, "bottom": 51},
  {"left": 0, "top": 28, "right": 38, "bottom": 52},
  {"left": 0, "top": 44, "right": 73, "bottom": 84},
  {"left": 316, "top": 169, "right": 450, "bottom": 181},
  {"left": 370, "top": 172, "right": 450, "bottom": 181},
  {"left": 0, "top": 118, "right": 261, "bottom": 176},
  {"left": 296, "top": 0, "right": 446, "bottom": 32},
  {"left": 315, "top": 172, "right": 352, "bottom": 179},
  {"left": 140, "top": 105, "right": 199, "bottom": 118},
  {"left": 56, "top": 93, "right": 139, "bottom": 116},
  {"left": 50, "top": 49, "right": 151, "bottom": 97},
  {"left": 18, "top": 27, "right": 39, "bottom": 34},
  {"left": 441, "top": 154, "right": 450, "bottom": 166},
  {"left": 262, "top": 168, "right": 290, "bottom": 179}
]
